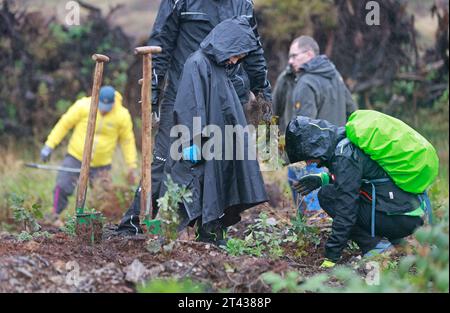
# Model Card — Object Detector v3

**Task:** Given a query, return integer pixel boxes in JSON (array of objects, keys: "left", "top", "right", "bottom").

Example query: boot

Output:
[
  {"left": 195, "top": 219, "right": 228, "bottom": 247},
  {"left": 115, "top": 214, "right": 143, "bottom": 236}
]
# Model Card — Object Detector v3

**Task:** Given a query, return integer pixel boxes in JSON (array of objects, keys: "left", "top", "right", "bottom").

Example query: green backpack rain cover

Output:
[{"left": 346, "top": 110, "right": 439, "bottom": 194}]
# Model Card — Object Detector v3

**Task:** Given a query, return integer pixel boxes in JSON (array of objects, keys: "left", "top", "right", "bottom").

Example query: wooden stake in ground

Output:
[
  {"left": 75, "top": 54, "right": 110, "bottom": 213},
  {"left": 135, "top": 46, "right": 162, "bottom": 221}
]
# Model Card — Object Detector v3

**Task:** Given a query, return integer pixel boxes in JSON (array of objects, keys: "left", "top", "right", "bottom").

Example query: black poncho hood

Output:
[
  {"left": 200, "top": 16, "right": 259, "bottom": 65},
  {"left": 285, "top": 116, "right": 346, "bottom": 164}
]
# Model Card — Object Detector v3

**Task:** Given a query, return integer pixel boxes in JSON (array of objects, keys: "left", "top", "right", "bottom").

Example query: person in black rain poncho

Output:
[
  {"left": 116, "top": 0, "right": 272, "bottom": 235},
  {"left": 160, "top": 17, "right": 269, "bottom": 246}
]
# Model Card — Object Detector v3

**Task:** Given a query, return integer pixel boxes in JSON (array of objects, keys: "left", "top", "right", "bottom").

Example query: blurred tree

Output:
[
  {"left": 256, "top": 0, "right": 414, "bottom": 92},
  {"left": 0, "top": 0, "right": 133, "bottom": 140},
  {"left": 254, "top": 0, "right": 447, "bottom": 113},
  {"left": 256, "top": 0, "right": 337, "bottom": 82}
]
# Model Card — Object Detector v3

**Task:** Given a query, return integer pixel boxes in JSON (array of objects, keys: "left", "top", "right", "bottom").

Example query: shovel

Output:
[
  {"left": 135, "top": 46, "right": 162, "bottom": 235},
  {"left": 74, "top": 53, "right": 110, "bottom": 243}
]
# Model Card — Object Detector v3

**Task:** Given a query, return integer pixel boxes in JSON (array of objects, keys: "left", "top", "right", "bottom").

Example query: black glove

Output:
[
  {"left": 292, "top": 173, "right": 330, "bottom": 196},
  {"left": 152, "top": 86, "right": 160, "bottom": 114},
  {"left": 151, "top": 72, "right": 163, "bottom": 115}
]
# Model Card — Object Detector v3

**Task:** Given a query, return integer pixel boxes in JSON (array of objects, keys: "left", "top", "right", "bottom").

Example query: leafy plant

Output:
[
  {"left": 11, "top": 194, "right": 42, "bottom": 233},
  {"left": 226, "top": 212, "right": 297, "bottom": 259},
  {"left": 60, "top": 214, "right": 77, "bottom": 237},
  {"left": 226, "top": 238, "right": 264, "bottom": 257},
  {"left": 225, "top": 238, "right": 248, "bottom": 256},
  {"left": 17, "top": 230, "right": 52, "bottom": 242},
  {"left": 288, "top": 213, "right": 322, "bottom": 256},
  {"left": 17, "top": 231, "right": 33, "bottom": 242},
  {"left": 157, "top": 175, "right": 193, "bottom": 240},
  {"left": 245, "top": 212, "right": 285, "bottom": 258},
  {"left": 261, "top": 271, "right": 301, "bottom": 293},
  {"left": 11, "top": 194, "right": 53, "bottom": 242}
]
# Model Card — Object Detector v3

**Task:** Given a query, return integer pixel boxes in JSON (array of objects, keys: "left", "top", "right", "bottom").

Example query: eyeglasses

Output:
[{"left": 289, "top": 50, "right": 309, "bottom": 60}]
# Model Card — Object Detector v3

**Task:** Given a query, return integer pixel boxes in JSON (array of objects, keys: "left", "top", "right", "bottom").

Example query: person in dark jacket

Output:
[
  {"left": 285, "top": 116, "right": 425, "bottom": 267},
  {"left": 286, "top": 36, "right": 357, "bottom": 214},
  {"left": 117, "top": 0, "right": 272, "bottom": 235},
  {"left": 289, "top": 36, "right": 356, "bottom": 125},
  {"left": 160, "top": 17, "right": 268, "bottom": 245},
  {"left": 272, "top": 65, "right": 297, "bottom": 134}
]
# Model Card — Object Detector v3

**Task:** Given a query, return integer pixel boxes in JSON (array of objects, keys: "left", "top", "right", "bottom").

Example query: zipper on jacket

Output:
[
  {"left": 181, "top": 12, "right": 207, "bottom": 16},
  {"left": 236, "top": 75, "right": 245, "bottom": 87}
]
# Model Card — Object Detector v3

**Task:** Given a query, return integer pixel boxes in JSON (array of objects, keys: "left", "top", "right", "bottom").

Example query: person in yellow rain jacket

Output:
[{"left": 40, "top": 86, "right": 138, "bottom": 215}]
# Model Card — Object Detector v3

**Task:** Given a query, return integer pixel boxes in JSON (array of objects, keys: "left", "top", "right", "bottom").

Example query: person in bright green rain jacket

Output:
[{"left": 40, "top": 86, "right": 138, "bottom": 215}]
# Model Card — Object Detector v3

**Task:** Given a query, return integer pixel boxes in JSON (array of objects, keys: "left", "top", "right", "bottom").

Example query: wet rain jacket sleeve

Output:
[
  {"left": 45, "top": 100, "right": 84, "bottom": 149},
  {"left": 292, "top": 82, "right": 318, "bottom": 119},
  {"left": 322, "top": 152, "right": 363, "bottom": 261},
  {"left": 241, "top": 3, "right": 272, "bottom": 101},
  {"left": 147, "top": 0, "right": 180, "bottom": 81},
  {"left": 118, "top": 112, "right": 138, "bottom": 169}
]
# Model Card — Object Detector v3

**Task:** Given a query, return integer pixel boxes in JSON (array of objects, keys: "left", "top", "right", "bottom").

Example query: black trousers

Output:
[
  {"left": 117, "top": 100, "right": 175, "bottom": 232},
  {"left": 318, "top": 187, "right": 424, "bottom": 253}
]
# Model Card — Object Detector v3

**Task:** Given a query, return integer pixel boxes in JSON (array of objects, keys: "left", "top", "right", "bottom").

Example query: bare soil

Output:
[{"left": 0, "top": 201, "right": 353, "bottom": 293}]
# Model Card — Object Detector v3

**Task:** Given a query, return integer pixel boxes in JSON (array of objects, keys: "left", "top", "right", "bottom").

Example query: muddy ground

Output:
[{"left": 0, "top": 195, "right": 368, "bottom": 293}]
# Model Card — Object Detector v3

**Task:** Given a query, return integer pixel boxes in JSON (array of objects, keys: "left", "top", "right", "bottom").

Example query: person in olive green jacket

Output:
[{"left": 40, "top": 86, "right": 138, "bottom": 215}]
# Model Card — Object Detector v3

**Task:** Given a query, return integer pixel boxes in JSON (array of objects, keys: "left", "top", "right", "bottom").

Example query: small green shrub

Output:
[
  {"left": 60, "top": 214, "right": 77, "bottom": 237},
  {"left": 226, "top": 212, "right": 301, "bottom": 259},
  {"left": 157, "top": 175, "right": 193, "bottom": 240},
  {"left": 11, "top": 194, "right": 42, "bottom": 233}
]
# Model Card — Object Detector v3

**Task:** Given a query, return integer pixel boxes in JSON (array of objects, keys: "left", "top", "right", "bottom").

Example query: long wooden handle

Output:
[
  {"left": 140, "top": 53, "right": 153, "bottom": 217},
  {"left": 75, "top": 54, "right": 109, "bottom": 212},
  {"left": 137, "top": 46, "right": 161, "bottom": 217},
  {"left": 135, "top": 46, "right": 162, "bottom": 55},
  {"left": 92, "top": 54, "right": 110, "bottom": 63}
]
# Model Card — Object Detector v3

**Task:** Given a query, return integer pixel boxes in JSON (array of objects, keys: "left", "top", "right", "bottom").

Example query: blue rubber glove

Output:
[
  {"left": 182, "top": 144, "right": 201, "bottom": 164},
  {"left": 40, "top": 145, "right": 53, "bottom": 163}
]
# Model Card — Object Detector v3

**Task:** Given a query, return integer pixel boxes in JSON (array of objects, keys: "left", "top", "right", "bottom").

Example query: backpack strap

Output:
[
  {"left": 363, "top": 179, "right": 433, "bottom": 237},
  {"left": 418, "top": 191, "right": 433, "bottom": 225},
  {"left": 362, "top": 178, "right": 391, "bottom": 237}
]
